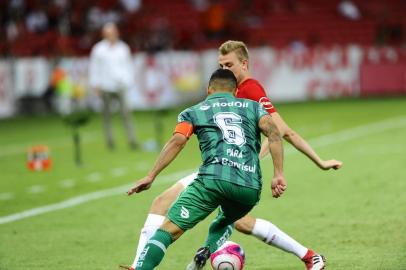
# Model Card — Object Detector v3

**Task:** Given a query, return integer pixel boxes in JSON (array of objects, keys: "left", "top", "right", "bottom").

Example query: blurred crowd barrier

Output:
[{"left": 0, "top": 45, "right": 405, "bottom": 118}]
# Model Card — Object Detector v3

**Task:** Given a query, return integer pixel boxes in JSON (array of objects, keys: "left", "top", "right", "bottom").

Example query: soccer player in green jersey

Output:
[
  {"left": 127, "top": 68, "right": 286, "bottom": 269},
  {"left": 122, "top": 41, "right": 341, "bottom": 270}
]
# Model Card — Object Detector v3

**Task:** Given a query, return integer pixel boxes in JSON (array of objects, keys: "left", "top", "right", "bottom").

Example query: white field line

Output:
[
  {"left": 0, "top": 193, "right": 14, "bottom": 201},
  {"left": 0, "top": 169, "right": 196, "bottom": 225},
  {"left": 110, "top": 167, "right": 129, "bottom": 177},
  {"left": 135, "top": 161, "right": 149, "bottom": 171},
  {"left": 86, "top": 172, "right": 103, "bottom": 182},
  {"left": 307, "top": 115, "right": 406, "bottom": 148},
  {"left": 27, "top": 185, "right": 45, "bottom": 194},
  {"left": 281, "top": 115, "right": 406, "bottom": 156},
  {"left": 59, "top": 179, "right": 76, "bottom": 189},
  {"left": 1, "top": 115, "right": 406, "bottom": 225}
]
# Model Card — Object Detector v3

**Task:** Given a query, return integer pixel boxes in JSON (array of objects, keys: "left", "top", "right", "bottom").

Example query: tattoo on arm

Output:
[{"left": 259, "top": 115, "right": 281, "bottom": 143}]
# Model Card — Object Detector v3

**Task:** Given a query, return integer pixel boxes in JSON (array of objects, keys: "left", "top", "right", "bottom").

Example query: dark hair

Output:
[{"left": 208, "top": 69, "right": 237, "bottom": 92}]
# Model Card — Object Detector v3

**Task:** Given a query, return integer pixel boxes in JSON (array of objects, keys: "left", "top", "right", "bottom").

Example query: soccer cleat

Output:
[
  {"left": 302, "top": 250, "right": 326, "bottom": 270},
  {"left": 119, "top": 265, "right": 134, "bottom": 270},
  {"left": 186, "top": 247, "right": 211, "bottom": 270}
]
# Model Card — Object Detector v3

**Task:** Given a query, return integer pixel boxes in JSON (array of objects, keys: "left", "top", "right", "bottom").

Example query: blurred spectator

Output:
[
  {"left": 202, "top": 0, "right": 228, "bottom": 40},
  {"left": 120, "top": 0, "right": 142, "bottom": 13},
  {"left": 47, "top": 0, "right": 68, "bottom": 33},
  {"left": 1, "top": 0, "right": 405, "bottom": 56},
  {"left": 49, "top": 64, "right": 87, "bottom": 114},
  {"left": 89, "top": 22, "right": 138, "bottom": 150},
  {"left": 69, "top": 2, "right": 88, "bottom": 36},
  {"left": 176, "top": 29, "right": 195, "bottom": 50},
  {"left": 190, "top": 0, "right": 209, "bottom": 12},
  {"left": 288, "top": 39, "right": 306, "bottom": 53},
  {"left": 8, "top": 0, "right": 25, "bottom": 18},
  {"left": 25, "top": 7, "right": 49, "bottom": 33},
  {"left": 145, "top": 18, "right": 173, "bottom": 52},
  {"left": 49, "top": 66, "right": 72, "bottom": 114},
  {"left": 238, "top": 0, "right": 265, "bottom": 29},
  {"left": 54, "top": 0, "right": 68, "bottom": 9},
  {"left": 6, "top": 20, "right": 21, "bottom": 42},
  {"left": 338, "top": 0, "right": 361, "bottom": 20},
  {"left": 87, "top": 5, "right": 121, "bottom": 31},
  {"left": 376, "top": 23, "right": 404, "bottom": 46}
]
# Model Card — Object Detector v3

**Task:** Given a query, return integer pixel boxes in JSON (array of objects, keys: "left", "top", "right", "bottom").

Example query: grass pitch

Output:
[{"left": 0, "top": 98, "right": 405, "bottom": 270}]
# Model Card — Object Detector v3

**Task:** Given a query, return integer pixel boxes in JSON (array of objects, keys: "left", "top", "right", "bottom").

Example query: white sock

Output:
[
  {"left": 131, "top": 214, "right": 165, "bottom": 268},
  {"left": 252, "top": 218, "right": 308, "bottom": 259}
]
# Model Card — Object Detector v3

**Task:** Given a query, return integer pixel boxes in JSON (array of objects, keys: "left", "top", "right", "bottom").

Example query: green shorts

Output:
[{"left": 167, "top": 178, "right": 260, "bottom": 231}]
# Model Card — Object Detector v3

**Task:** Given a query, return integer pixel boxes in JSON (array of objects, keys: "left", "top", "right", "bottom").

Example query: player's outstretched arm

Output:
[
  {"left": 258, "top": 115, "right": 286, "bottom": 198},
  {"left": 127, "top": 133, "right": 188, "bottom": 195},
  {"left": 260, "top": 112, "right": 343, "bottom": 170}
]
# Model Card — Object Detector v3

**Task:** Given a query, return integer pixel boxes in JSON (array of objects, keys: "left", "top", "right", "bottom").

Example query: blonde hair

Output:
[{"left": 219, "top": 40, "right": 249, "bottom": 62}]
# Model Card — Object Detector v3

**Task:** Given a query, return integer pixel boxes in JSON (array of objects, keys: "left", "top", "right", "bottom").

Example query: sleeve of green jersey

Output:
[
  {"left": 256, "top": 103, "right": 269, "bottom": 122},
  {"left": 177, "top": 108, "right": 193, "bottom": 125}
]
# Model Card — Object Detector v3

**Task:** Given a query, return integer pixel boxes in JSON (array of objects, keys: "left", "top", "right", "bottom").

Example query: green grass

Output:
[{"left": 0, "top": 98, "right": 406, "bottom": 270}]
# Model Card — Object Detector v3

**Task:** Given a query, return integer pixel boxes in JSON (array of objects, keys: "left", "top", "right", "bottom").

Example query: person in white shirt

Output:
[{"left": 89, "top": 22, "right": 138, "bottom": 150}]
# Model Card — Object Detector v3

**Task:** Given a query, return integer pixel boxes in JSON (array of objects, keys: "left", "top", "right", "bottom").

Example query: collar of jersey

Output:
[{"left": 206, "top": 92, "right": 234, "bottom": 100}]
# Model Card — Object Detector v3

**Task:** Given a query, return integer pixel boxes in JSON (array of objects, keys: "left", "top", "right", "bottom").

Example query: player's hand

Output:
[
  {"left": 271, "top": 175, "right": 287, "bottom": 198},
  {"left": 319, "top": 159, "right": 343, "bottom": 170},
  {"left": 127, "top": 176, "right": 154, "bottom": 195}
]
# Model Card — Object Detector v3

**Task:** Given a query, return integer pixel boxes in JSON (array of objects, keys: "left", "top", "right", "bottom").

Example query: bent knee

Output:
[
  {"left": 149, "top": 194, "right": 172, "bottom": 215},
  {"left": 234, "top": 216, "right": 255, "bottom": 234},
  {"left": 149, "top": 184, "right": 184, "bottom": 215}
]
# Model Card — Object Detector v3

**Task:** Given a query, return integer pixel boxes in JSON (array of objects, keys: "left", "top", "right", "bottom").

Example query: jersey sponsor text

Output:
[
  {"left": 212, "top": 101, "right": 249, "bottom": 108},
  {"left": 221, "top": 157, "right": 256, "bottom": 173},
  {"left": 226, "top": 148, "right": 243, "bottom": 158}
]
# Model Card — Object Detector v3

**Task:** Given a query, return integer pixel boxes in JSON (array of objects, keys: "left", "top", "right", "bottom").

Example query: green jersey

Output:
[{"left": 177, "top": 92, "right": 268, "bottom": 190}]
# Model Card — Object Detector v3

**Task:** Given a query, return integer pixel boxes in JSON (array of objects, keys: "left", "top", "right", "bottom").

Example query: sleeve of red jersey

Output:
[{"left": 246, "top": 83, "right": 277, "bottom": 114}]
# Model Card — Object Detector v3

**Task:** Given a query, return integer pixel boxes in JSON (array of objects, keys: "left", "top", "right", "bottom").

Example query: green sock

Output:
[
  {"left": 204, "top": 215, "right": 234, "bottom": 253},
  {"left": 136, "top": 229, "right": 173, "bottom": 270}
]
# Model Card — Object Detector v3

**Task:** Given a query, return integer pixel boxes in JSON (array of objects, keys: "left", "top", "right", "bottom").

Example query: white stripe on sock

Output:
[{"left": 147, "top": 239, "right": 167, "bottom": 253}]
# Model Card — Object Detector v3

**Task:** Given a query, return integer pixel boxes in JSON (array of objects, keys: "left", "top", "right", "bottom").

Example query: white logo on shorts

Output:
[{"left": 180, "top": 206, "right": 190, "bottom": 219}]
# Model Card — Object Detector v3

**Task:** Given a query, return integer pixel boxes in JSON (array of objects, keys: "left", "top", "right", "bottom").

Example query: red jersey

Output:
[{"left": 236, "top": 78, "right": 277, "bottom": 114}]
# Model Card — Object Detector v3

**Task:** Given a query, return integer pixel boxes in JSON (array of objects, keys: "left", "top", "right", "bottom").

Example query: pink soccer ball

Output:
[{"left": 210, "top": 241, "right": 245, "bottom": 270}]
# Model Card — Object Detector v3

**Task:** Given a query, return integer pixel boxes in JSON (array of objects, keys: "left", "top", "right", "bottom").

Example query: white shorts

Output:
[{"left": 178, "top": 172, "right": 198, "bottom": 188}]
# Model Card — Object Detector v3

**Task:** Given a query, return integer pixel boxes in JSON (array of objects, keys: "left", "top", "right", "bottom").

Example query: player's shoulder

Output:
[
  {"left": 178, "top": 106, "right": 193, "bottom": 122},
  {"left": 239, "top": 78, "right": 265, "bottom": 91},
  {"left": 117, "top": 40, "right": 131, "bottom": 50},
  {"left": 181, "top": 99, "right": 218, "bottom": 118},
  {"left": 179, "top": 101, "right": 201, "bottom": 116},
  {"left": 93, "top": 40, "right": 106, "bottom": 49},
  {"left": 237, "top": 78, "right": 267, "bottom": 101},
  {"left": 233, "top": 96, "right": 262, "bottom": 112},
  {"left": 177, "top": 101, "right": 206, "bottom": 123},
  {"left": 91, "top": 40, "right": 107, "bottom": 54},
  {"left": 190, "top": 100, "right": 211, "bottom": 113}
]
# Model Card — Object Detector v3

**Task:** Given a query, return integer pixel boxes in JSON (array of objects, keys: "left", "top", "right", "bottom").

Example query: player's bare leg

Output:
[
  {"left": 148, "top": 182, "right": 184, "bottom": 215},
  {"left": 234, "top": 214, "right": 326, "bottom": 270}
]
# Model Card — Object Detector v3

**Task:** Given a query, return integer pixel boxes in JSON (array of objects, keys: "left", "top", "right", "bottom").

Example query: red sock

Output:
[{"left": 302, "top": 249, "right": 315, "bottom": 261}]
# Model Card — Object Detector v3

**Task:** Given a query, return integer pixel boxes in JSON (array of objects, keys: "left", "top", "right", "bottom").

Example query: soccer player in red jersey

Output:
[{"left": 122, "top": 41, "right": 342, "bottom": 270}]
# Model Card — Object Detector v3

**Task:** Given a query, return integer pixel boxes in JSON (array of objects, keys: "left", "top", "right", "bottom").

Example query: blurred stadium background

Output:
[{"left": 0, "top": 0, "right": 405, "bottom": 269}]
